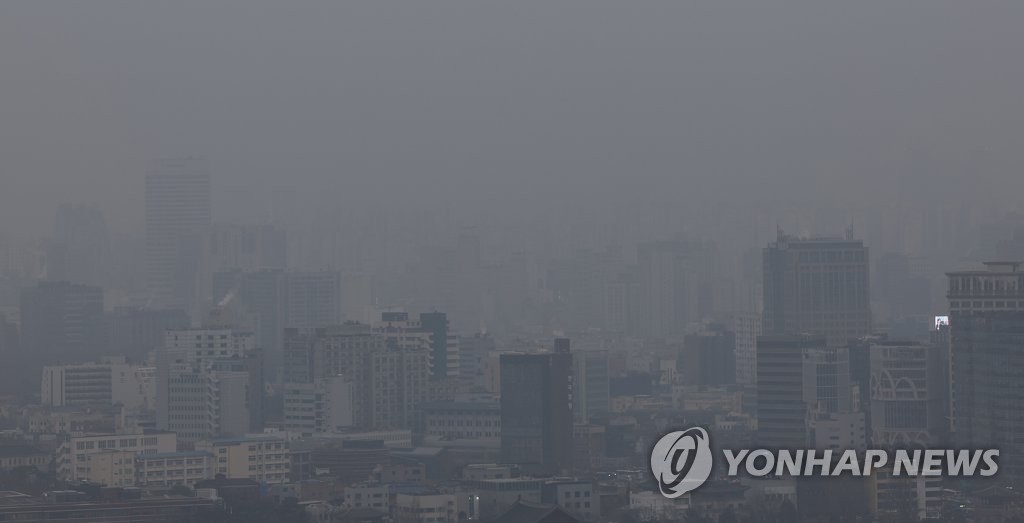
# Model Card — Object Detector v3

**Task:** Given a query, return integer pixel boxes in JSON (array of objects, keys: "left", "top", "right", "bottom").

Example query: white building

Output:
[
  {"left": 41, "top": 358, "right": 153, "bottom": 409},
  {"left": 283, "top": 375, "right": 355, "bottom": 437},
  {"left": 156, "top": 328, "right": 263, "bottom": 444}
]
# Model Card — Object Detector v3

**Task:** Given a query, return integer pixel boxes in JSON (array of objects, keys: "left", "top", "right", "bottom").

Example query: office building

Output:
[
  {"left": 637, "top": 241, "right": 715, "bottom": 340},
  {"left": 869, "top": 340, "right": 948, "bottom": 447},
  {"left": 284, "top": 324, "right": 430, "bottom": 430},
  {"left": 48, "top": 204, "right": 110, "bottom": 287},
  {"left": 376, "top": 311, "right": 460, "bottom": 381},
  {"left": 499, "top": 339, "right": 574, "bottom": 475},
  {"left": 57, "top": 431, "right": 178, "bottom": 483},
  {"left": 145, "top": 158, "right": 212, "bottom": 309},
  {"left": 196, "top": 434, "right": 290, "bottom": 484},
  {"left": 393, "top": 491, "right": 459, "bottom": 523},
  {"left": 680, "top": 324, "right": 736, "bottom": 387},
  {"left": 282, "top": 375, "right": 355, "bottom": 436},
  {"left": 155, "top": 328, "right": 264, "bottom": 444},
  {"left": 763, "top": 230, "right": 871, "bottom": 347},
  {"left": 422, "top": 398, "right": 501, "bottom": 447},
  {"left": 20, "top": 281, "right": 104, "bottom": 360},
  {"left": 41, "top": 357, "right": 154, "bottom": 409},
  {"left": 541, "top": 480, "right": 599, "bottom": 522},
  {"left": 947, "top": 262, "right": 1024, "bottom": 480},
  {"left": 573, "top": 350, "right": 609, "bottom": 424},
  {"left": 212, "top": 269, "right": 286, "bottom": 378},
  {"left": 136, "top": 451, "right": 214, "bottom": 488},
  {"left": 105, "top": 307, "right": 190, "bottom": 362},
  {"left": 755, "top": 334, "right": 826, "bottom": 449},
  {"left": 285, "top": 271, "right": 341, "bottom": 329},
  {"left": 734, "top": 312, "right": 762, "bottom": 386}
]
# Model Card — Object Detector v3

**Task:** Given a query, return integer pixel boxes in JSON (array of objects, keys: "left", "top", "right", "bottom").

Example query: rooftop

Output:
[
  {"left": 0, "top": 446, "right": 48, "bottom": 458},
  {"left": 138, "top": 451, "right": 213, "bottom": 459}
]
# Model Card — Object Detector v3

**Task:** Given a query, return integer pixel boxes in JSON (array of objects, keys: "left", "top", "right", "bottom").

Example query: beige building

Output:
[
  {"left": 82, "top": 450, "right": 136, "bottom": 487},
  {"left": 136, "top": 451, "right": 214, "bottom": 488},
  {"left": 196, "top": 434, "right": 289, "bottom": 484},
  {"left": 58, "top": 431, "right": 177, "bottom": 483}
]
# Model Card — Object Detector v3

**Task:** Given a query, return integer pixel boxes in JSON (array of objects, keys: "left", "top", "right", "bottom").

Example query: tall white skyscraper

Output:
[{"left": 145, "top": 158, "right": 212, "bottom": 310}]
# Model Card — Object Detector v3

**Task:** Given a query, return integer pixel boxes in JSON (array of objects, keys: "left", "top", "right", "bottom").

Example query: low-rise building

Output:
[
  {"left": 0, "top": 445, "right": 51, "bottom": 471},
  {"left": 393, "top": 491, "right": 459, "bottom": 523},
  {"left": 422, "top": 400, "right": 500, "bottom": 448},
  {"left": 464, "top": 477, "right": 545, "bottom": 519},
  {"left": 81, "top": 450, "right": 136, "bottom": 487},
  {"left": 344, "top": 483, "right": 390, "bottom": 512},
  {"left": 58, "top": 431, "right": 177, "bottom": 482},
  {"left": 136, "top": 451, "right": 214, "bottom": 488},
  {"left": 196, "top": 434, "right": 290, "bottom": 484},
  {"left": 462, "top": 464, "right": 516, "bottom": 481},
  {"left": 541, "top": 480, "right": 598, "bottom": 522},
  {"left": 630, "top": 490, "right": 690, "bottom": 521}
]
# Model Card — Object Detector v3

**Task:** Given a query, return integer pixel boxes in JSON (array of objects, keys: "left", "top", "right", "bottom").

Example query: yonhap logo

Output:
[
  {"left": 650, "top": 427, "right": 713, "bottom": 498},
  {"left": 650, "top": 427, "right": 999, "bottom": 501}
]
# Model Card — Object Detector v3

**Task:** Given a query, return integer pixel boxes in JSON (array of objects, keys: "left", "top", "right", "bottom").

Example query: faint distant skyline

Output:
[{"left": 2, "top": 1, "right": 1024, "bottom": 240}]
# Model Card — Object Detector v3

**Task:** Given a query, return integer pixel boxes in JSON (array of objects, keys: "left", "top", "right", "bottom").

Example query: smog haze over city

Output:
[{"left": 1, "top": 1, "right": 1024, "bottom": 522}]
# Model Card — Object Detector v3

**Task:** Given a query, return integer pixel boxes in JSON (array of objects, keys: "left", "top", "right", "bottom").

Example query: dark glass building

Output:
[{"left": 500, "top": 339, "right": 574, "bottom": 475}]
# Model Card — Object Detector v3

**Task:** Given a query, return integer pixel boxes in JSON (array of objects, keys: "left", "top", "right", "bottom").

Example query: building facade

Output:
[
  {"left": 763, "top": 231, "right": 871, "bottom": 347},
  {"left": 499, "top": 339, "right": 574, "bottom": 475},
  {"left": 947, "top": 262, "right": 1024, "bottom": 481}
]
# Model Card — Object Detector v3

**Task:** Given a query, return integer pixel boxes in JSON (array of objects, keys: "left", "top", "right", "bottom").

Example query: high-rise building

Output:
[
  {"left": 283, "top": 324, "right": 429, "bottom": 430},
  {"left": 47, "top": 204, "right": 110, "bottom": 287},
  {"left": 869, "top": 340, "right": 948, "bottom": 447},
  {"left": 376, "top": 312, "right": 460, "bottom": 381},
  {"left": 155, "top": 328, "right": 263, "bottom": 444},
  {"left": 41, "top": 357, "right": 153, "bottom": 409},
  {"left": 762, "top": 230, "right": 871, "bottom": 347},
  {"left": 755, "top": 334, "right": 826, "bottom": 449},
  {"left": 145, "top": 158, "right": 212, "bottom": 309},
  {"left": 680, "top": 324, "right": 736, "bottom": 387},
  {"left": 947, "top": 262, "right": 1024, "bottom": 480},
  {"left": 285, "top": 271, "right": 341, "bottom": 329},
  {"left": 212, "top": 269, "right": 286, "bottom": 377},
  {"left": 105, "top": 307, "right": 190, "bottom": 362},
  {"left": 734, "top": 312, "right": 762, "bottom": 386},
  {"left": 20, "top": 281, "right": 104, "bottom": 361},
  {"left": 458, "top": 333, "right": 495, "bottom": 390},
  {"left": 499, "top": 339, "right": 574, "bottom": 475},
  {"left": 637, "top": 241, "right": 715, "bottom": 340},
  {"left": 282, "top": 375, "right": 355, "bottom": 436},
  {"left": 573, "top": 350, "right": 610, "bottom": 424}
]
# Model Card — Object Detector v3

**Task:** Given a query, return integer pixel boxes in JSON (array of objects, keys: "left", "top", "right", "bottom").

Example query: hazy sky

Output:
[{"left": 2, "top": 1, "right": 1023, "bottom": 237}]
